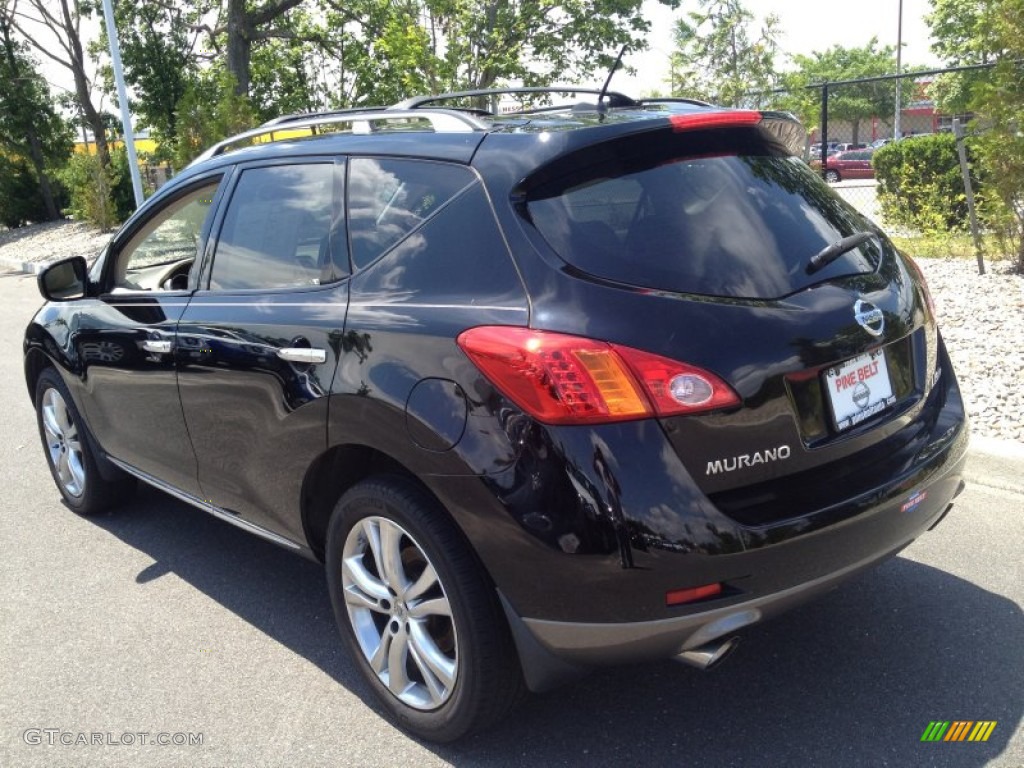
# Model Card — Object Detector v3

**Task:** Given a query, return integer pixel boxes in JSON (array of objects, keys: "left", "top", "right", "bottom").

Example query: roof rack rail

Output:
[
  {"left": 393, "top": 86, "right": 641, "bottom": 113},
  {"left": 260, "top": 106, "right": 386, "bottom": 128},
  {"left": 639, "top": 97, "right": 714, "bottom": 108},
  {"left": 190, "top": 108, "right": 489, "bottom": 166}
]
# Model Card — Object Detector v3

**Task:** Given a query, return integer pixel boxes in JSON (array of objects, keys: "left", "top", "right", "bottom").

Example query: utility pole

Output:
[
  {"left": 100, "top": 0, "right": 144, "bottom": 209},
  {"left": 894, "top": 0, "right": 903, "bottom": 140}
]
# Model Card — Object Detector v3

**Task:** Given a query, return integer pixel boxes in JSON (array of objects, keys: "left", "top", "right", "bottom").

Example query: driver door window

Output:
[{"left": 113, "top": 181, "right": 221, "bottom": 291}]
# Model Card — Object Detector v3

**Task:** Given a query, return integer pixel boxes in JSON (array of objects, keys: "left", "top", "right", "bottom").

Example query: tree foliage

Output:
[
  {"left": 781, "top": 40, "right": 899, "bottom": 145},
  {"left": 928, "top": 0, "right": 1024, "bottom": 269},
  {"left": 0, "top": 11, "right": 71, "bottom": 222},
  {"left": 5, "top": 0, "right": 112, "bottom": 168},
  {"left": 669, "top": 0, "right": 780, "bottom": 107},
  {"left": 100, "top": 0, "right": 213, "bottom": 159}
]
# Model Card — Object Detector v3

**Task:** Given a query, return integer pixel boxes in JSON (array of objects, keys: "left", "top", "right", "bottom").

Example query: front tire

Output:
[
  {"left": 824, "top": 169, "right": 841, "bottom": 183},
  {"left": 34, "top": 368, "right": 134, "bottom": 515},
  {"left": 325, "top": 476, "right": 524, "bottom": 742}
]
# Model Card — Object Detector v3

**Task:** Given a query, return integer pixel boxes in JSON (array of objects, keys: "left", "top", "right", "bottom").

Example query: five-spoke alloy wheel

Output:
[
  {"left": 341, "top": 515, "right": 458, "bottom": 710},
  {"left": 40, "top": 386, "right": 86, "bottom": 499},
  {"left": 326, "top": 476, "right": 523, "bottom": 742},
  {"left": 34, "top": 368, "right": 133, "bottom": 515}
]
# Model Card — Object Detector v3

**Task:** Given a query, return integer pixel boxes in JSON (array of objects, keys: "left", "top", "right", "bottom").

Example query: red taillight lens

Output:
[
  {"left": 456, "top": 327, "right": 740, "bottom": 425},
  {"left": 611, "top": 345, "right": 741, "bottom": 416},
  {"left": 669, "top": 111, "right": 762, "bottom": 133}
]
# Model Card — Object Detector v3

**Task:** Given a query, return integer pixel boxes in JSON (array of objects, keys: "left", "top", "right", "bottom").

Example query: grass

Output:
[{"left": 889, "top": 232, "right": 1013, "bottom": 262}]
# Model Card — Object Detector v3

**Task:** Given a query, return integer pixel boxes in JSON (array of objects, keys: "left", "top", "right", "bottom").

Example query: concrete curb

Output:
[
  {"left": 0, "top": 253, "right": 50, "bottom": 275},
  {"left": 964, "top": 435, "right": 1024, "bottom": 495}
]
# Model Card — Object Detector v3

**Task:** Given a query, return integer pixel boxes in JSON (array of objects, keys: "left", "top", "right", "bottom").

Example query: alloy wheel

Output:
[
  {"left": 341, "top": 516, "right": 458, "bottom": 710},
  {"left": 40, "top": 388, "right": 86, "bottom": 498}
]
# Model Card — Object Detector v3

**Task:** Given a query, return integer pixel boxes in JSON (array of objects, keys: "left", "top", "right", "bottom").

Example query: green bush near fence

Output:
[
  {"left": 874, "top": 133, "right": 980, "bottom": 234},
  {"left": 58, "top": 148, "right": 135, "bottom": 231}
]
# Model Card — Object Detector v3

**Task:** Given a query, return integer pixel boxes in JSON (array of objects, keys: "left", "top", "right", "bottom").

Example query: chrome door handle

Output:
[
  {"left": 142, "top": 340, "right": 173, "bottom": 354},
  {"left": 277, "top": 347, "right": 327, "bottom": 364}
]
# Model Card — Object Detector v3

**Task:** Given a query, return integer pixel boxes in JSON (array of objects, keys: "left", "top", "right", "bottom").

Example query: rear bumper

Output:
[
  {"left": 513, "top": 475, "right": 964, "bottom": 671},
  {"left": 426, "top": 332, "right": 969, "bottom": 690}
]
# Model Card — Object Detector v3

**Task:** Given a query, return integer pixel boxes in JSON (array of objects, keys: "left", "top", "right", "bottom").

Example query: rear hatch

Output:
[{"left": 519, "top": 112, "right": 939, "bottom": 526}]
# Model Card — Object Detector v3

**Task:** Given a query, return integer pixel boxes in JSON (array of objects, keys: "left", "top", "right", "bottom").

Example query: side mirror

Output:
[{"left": 38, "top": 256, "right": 89, "bottom": 301}]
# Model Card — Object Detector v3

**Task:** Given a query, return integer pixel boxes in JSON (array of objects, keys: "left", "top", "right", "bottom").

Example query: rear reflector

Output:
[
  {"left": 666, "top": 582, "right": 723, "bottom": 606},
  {"left": 669, "top": 111, "right": 762, "bottom": 133},
  {"left": 456, "top": 326, "right": 740, "bottom": 425}
]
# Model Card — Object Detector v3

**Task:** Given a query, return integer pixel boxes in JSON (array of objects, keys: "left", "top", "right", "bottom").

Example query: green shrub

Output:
[
  {"left": 58, "top": 147, "right": 134, "bottom": 230},
  {"left": 0, "top": 156, "right": 52, "bottom": 228},
  {"left": 874, "top": 133, "right": 980, "bottom": 234}
]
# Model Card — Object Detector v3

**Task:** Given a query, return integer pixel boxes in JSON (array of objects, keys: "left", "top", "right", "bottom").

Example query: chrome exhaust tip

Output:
[{"left": 674, "top": 636, "right": 740, "bottom": 671}]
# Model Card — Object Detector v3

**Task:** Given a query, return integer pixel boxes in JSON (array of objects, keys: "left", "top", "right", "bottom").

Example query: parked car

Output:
[
  {"left": 25, "top": 87, "right": 968, "bottom": 742},
  {"left": 810, "top": 148, "right": 876, "bottom": 182}
]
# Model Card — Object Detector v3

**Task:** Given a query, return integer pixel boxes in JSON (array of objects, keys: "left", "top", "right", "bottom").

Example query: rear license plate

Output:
[{"left": 824, "top": 349, "right": 896, "bottom": 431}]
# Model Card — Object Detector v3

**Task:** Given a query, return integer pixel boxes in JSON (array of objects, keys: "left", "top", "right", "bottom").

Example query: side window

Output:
[
  {"left": 113, "top": 181, "right": 220, "bottom": 291},
  {"left": 347, "top": 158, "right": 475, "bottom": 270},
  {"left": 209, "top": 163, "right": 338, "bottom": 290}
]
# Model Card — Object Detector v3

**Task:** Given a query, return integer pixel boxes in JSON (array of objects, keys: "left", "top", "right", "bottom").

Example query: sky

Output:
[{"left": 609, "top": 0, "right": 941, "bottom": 95}]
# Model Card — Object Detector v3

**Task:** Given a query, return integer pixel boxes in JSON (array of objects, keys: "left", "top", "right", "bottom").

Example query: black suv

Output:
[{"left": 25, "top": 87, "right": 968, "bottom": 742}]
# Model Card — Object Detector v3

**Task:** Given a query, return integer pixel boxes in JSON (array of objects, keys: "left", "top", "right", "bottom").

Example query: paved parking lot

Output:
[{"left": 1, "top": 269, "right": 1021, "bottom": 767}]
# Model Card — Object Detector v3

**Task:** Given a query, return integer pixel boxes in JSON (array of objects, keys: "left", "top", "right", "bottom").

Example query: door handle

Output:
[
  {"left": 277, "top": 347, "right": 327, "bottom": 364},
  {"left": 142, "top": 340, "right": 173, "bottom": 354}
]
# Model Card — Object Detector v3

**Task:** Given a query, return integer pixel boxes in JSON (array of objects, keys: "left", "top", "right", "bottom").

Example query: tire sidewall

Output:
[{"left": 325, "top": 479, "right": 489, "bottom": 741}]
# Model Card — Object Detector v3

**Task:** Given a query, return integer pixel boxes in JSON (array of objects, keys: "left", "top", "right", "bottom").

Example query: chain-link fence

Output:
[{"left": 757, "top": 65, "right": 995, "bottom": 236}]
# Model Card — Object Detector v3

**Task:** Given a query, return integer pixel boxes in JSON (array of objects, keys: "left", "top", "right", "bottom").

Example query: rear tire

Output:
[
  {"left": 34, "top": 368, "right": 135, "bottom": 515},
  {"left": 325, "top": 475, "right": 524, "bottom": 742}
]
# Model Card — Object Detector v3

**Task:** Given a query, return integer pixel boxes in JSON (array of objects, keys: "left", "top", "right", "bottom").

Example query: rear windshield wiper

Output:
[{"left": 806, "top": 231, "right": 876, "bottom": 275}]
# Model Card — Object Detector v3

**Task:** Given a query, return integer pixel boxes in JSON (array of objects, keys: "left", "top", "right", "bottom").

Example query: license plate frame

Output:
[{"left": 824, "top": 348, "right": 896, "bottom": 432}]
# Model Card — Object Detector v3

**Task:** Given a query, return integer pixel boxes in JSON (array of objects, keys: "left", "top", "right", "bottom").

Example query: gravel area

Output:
[
  {"left": 0, "top": 220, "right": 112, "bottom": 267},
  {"left": 917, "top": 258, "right": 1024, "bottom": 443},
  {"left": 2, "top": 221, "right": 1022, "bottom": 442}
]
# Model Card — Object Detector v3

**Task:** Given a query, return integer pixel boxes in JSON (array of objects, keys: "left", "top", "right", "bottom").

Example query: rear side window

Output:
[
  {"left": 210, "top": 163, "right": 337, "bottom": 290},
  {"left": 347, "top": 158, "right": 475, "bottom": 270},
  {"left": 525, "top": 144, "right": 883, "bottom": 300}
]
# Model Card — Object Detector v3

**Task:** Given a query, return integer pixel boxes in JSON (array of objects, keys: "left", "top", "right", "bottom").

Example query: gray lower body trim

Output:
[
  {"left": 107, "top": 456, "right": 302, "bottom": 551},
  {"left": 521, "top": 540, "right": 911, "bottom": 667}
]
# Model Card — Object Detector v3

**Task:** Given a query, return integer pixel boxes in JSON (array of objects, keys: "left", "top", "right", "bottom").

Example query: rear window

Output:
[{"left": 525, "top": 147, "right": 883, "bottom": 299}]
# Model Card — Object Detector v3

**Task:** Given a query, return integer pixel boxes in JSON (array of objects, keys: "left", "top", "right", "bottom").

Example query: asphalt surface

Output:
[{"left": 1, "top": 268, "right": 1021, "bottom": 768}]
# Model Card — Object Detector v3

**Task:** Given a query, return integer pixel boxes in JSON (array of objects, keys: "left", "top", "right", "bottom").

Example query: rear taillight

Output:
[{"left": 456, "top": 326, "right": 740, "bottom": 425}]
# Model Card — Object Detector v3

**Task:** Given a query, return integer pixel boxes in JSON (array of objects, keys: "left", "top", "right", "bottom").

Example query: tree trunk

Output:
[
  {"left": 58, "top": 0, "right": 110, "bottom": 167},
  {"left": 851, "top": 120, "right": 860, "bottom": 147},
  {"left": 25, "top": 132, "right": 60, "bottom": 220},
  {"left": 226, "top": 0, "right": 252, "bottom": 96},
  {"left": 0, "top": 18, "right": 59, "bottom": 219}
]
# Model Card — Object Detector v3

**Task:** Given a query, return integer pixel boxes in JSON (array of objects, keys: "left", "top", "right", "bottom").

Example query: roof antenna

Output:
[{"left": 596, "top": 44, "right": 629, "bottom": 118}]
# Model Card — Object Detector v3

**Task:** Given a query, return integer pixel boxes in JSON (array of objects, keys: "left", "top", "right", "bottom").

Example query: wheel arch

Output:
[
  {"left": 24, "top": 346, "right": 54, "bottom": 403},
  {"left": 300, "top": 443, "right": 474, "bottom": 565}
]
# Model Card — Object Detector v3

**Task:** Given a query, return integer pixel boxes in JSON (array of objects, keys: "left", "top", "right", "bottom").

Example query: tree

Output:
[
  {"left": 320, "top": 0, "right": 682, "bottom": 107},
  {"left": 784, "top": 40, "right": 899, "bottom": 146},
  {"left": 669, "top": 0, "right": 780, "bottom": 107},
  {"left": 0, "top": 11, "right": 71, "bottom": 220},
  {"left": 5, "top": 0, "right": 111, "bottom": 168},
  {"left": 924, "top": 0, "right": 1023, "bottom": 269},
  {"left": 98, "top": 0, "right": 213, "bottom": 160},
  {"left": 220, "top": 0, "right": 306, "bottom": 97}
]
